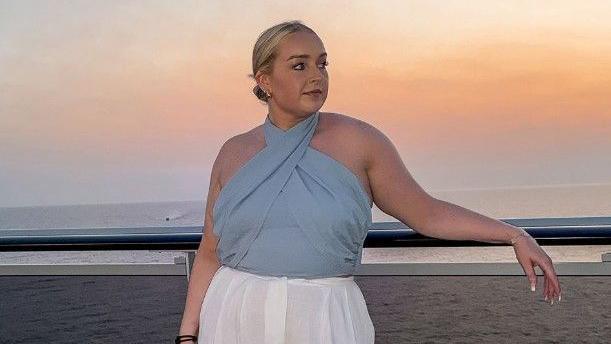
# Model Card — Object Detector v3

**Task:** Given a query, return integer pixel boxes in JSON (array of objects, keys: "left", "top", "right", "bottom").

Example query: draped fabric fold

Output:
[
  {"left": 213, "top": 111, "right": 372, "bottom": 277},
  {"left": 198, "top": 265, "right": 376, "bottom": 343}
]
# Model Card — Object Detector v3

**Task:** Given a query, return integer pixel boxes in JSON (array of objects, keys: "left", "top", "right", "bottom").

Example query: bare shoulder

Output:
[
  {"left": 219, "top": 127, "right": 261, "bottom": 157},
  {"left": 199, "top": 126, "right": 264, "bottom": 255},
  {"left": 345, "top": 112, "right": 436, "bottom": 231},
  {"left": 217, "top": 125, "right": 265, "bottom": 187},
  {"left": 319, "top": 112, "right": 373, "bottom": 139},
  {"left": 321, "top": 111, "right": 367, "bottom": 128},
  {"left": 320, "top": 112, "right": 387, "bottom": 166}
]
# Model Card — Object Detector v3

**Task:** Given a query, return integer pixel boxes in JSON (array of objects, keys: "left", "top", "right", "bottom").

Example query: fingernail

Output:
[
  {"left": 544, "top": 294, "right": 548, "bottom": 301},
  {"left": 551, "top": 299, "right": 554, "bottom": 305},
  {"left": 559, "top": 294, "right": 562, "bottom": 301},
  {"left": 530, "top": 284, "right": 535, "bottom": 292}
]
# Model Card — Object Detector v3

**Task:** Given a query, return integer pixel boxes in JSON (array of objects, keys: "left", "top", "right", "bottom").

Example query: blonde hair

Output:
[{"left": 248, "top": 20, "right": 317, "bottom": 103}]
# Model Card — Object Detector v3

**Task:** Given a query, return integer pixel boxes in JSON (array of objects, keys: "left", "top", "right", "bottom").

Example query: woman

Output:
[{"left": 176, "top": 20, "right": 562, "bottom": 344}]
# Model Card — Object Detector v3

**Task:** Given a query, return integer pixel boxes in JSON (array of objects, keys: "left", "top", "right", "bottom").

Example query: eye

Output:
[{"left": 293, "top": 61, "right": 329, "bottom": 70}]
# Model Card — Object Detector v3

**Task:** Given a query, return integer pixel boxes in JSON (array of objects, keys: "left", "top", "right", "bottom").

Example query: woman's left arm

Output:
[
  {"left": 359, "top": 121, "right": 562, "bottom": 305},
  {"left": 414, "top": 198, "right": 562, "bottom": 305}
]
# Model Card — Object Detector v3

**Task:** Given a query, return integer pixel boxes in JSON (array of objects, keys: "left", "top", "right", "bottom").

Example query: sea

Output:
[{"left": 1, "top": 183, "right": 611, "bottom": 265}]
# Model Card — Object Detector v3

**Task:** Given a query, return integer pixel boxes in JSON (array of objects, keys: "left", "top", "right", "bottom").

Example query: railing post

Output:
[
  {"left": 174, "top": 255, "right": 187, "bottom": 280},
  {"left": 186, "top": 251, "right": 196, "bottom": 281},
  {"left": 173, "top": 251, "right": 197, "bottom": 281}
]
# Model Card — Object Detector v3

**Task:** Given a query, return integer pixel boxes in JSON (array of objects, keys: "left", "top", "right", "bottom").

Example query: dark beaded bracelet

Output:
[{"left": 175, "top": 334, "right": 198, "bottom": 343}]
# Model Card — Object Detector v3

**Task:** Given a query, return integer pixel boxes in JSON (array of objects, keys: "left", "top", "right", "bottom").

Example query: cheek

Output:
[{"left": 275, "top": 76, "right": 302, "bottom": 94}]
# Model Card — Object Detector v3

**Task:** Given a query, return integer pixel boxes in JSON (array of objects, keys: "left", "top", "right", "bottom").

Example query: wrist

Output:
[
  {"left": 175, "top": 334, "right": 198, "bottom": 343},
  {"left": 179, "top": 322, "right": 198, "bottom": 336},
  {"left": 508, "top": 227, "right": 531, "bottom": 245}
]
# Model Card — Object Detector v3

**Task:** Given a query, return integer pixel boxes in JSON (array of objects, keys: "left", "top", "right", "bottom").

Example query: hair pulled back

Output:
[{"left": 249, "top": 20, "right": 317, "bottom": 103}]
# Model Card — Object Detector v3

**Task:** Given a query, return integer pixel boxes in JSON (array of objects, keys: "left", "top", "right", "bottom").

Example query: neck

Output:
[{"left": 267, "top": 109, "right": 316, "bottom": 131}]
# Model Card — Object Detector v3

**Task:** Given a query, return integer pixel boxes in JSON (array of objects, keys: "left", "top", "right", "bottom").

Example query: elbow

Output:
[{"left": 409, "top": 195, "right": 442, "bottom": 236}]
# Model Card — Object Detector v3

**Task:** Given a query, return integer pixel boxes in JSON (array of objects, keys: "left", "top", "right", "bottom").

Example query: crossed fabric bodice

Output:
[{"left": 212, "top": 111, "right": 372, "bottom": 278}]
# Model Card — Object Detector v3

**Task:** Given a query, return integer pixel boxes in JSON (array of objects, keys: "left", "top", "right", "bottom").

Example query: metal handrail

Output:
[
  {"left": 1, "top": 216, "right": 611, "bottom": 251},
  {"left": 1, "top": 216, "right": 610, "bottom": 278}
]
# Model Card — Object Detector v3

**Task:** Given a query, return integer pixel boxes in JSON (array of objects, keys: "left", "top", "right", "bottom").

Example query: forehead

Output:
[{"left": 276, "top": 31, "right": 325, "bottom": 58}]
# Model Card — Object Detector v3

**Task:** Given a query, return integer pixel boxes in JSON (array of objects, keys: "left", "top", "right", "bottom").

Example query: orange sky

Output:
[{"left": 1, "top": 1, "right": 610, "bottom": 207}]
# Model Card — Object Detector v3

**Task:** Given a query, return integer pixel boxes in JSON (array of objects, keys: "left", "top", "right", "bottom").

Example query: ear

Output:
[{"left": 255, "top": 70, "right": 272, "bottom": 93}]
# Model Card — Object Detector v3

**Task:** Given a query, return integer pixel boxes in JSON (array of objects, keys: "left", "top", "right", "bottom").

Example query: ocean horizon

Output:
[{"left": 1, "top": 183, "right": 610, "bottom": 265}]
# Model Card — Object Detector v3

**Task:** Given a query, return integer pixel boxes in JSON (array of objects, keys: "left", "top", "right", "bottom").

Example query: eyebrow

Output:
[{"left": 286, "top": 52, "right": 327, "bottom": 61}]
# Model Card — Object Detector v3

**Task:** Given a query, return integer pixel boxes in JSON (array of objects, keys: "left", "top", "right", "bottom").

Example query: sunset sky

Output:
[{"left": 1, "top": 0, "right": 610, "bottom": 207}]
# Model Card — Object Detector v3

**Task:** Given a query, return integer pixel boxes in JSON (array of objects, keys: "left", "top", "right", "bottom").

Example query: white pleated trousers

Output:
[{"left": 198, "top": 265, "right": 375, "bottom": 344}]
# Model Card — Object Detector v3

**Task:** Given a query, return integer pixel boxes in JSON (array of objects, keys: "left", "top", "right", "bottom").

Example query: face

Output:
[{"left": 257, "top": 31, "right": 329, "bottom": 118}]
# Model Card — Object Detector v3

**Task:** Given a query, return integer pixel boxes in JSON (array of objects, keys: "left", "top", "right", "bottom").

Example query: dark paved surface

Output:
[{"left": 0, "top": 275, "right": 608, "bottom": 343}]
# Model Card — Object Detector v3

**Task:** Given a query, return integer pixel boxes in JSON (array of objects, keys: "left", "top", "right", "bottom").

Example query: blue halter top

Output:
[{"left": 212, "top": 111, "right": 372, "bottom": 278}]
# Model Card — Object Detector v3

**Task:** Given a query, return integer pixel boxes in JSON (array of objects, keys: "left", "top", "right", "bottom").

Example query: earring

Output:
[{"left": 264, "top": 89, "right": 271, "bottom": 98}]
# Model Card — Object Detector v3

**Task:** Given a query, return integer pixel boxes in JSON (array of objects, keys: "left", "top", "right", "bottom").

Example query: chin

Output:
[
  {"left": 301, "top": 98, "right": 326, "bottom": 109},
  {"left": 302, "top": 105, "right": 323, "bottom": 114}
]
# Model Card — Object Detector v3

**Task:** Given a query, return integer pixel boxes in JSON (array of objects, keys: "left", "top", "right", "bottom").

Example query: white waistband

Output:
[{"left": 221, "top": 265, "right": 355, "bottom": 285}]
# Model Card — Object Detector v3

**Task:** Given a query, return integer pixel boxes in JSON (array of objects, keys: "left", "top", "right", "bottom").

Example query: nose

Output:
[{"left": 308, "top": 64, "right": 325, "bottom": 82}]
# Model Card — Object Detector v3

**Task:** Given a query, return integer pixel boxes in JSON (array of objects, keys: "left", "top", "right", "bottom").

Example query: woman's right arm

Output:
[{"left": 177, "top": 141, "right": 229, "bottom": 337}]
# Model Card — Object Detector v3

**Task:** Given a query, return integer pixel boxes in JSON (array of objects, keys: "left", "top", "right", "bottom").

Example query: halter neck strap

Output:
[
  {"left": 264, "top": 111, "right": 320, "bottom": 147},
  {"left": 214, "top": 110, "right": 320, "bottom": 267}
]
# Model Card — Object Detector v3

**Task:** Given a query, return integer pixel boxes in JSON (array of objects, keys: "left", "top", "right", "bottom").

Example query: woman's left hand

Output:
[{"left": 512, "top": 232, "right": 562, "bottom": 305}]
